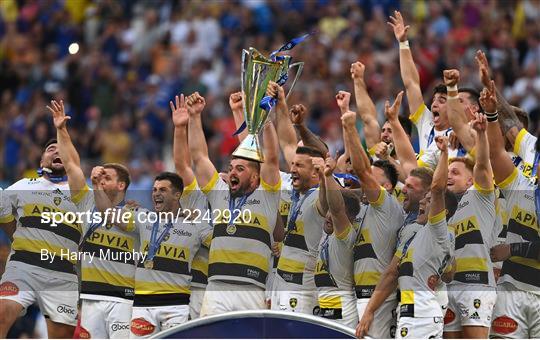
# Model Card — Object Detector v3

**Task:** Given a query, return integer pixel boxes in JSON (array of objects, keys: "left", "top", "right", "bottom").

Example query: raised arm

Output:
[
  {"left": 470, "top": 112, "right": 494, "bottom": 190},
  {"left": 312, "top": 156, "right": 329, "bottom": 217},
  {"left": 430, "top": 136, "right": 448, "bottom": 219},
  {"left": 388, "top": 11, "right": 424, "bottom": 115},
  {"left": 260, "top": 121, "right": 281, "bottom": 187},
  {"left": 476, "top": 50, "right": 523, "bottom": 145},
  {"left": 187, "top": 92, "right": 217, "bottom": 188},
  {"left": 340, "top": 105, "right": 380, "bottom": 203},
  {"left": 267, "top": 82, "right": 297, "bottom": 166},
  {"left": 290, "top": 104, "right": 329, "bottom": 155},
  {"left": 384, "top": 92, "right": 417, "bottom": 177},
  {"left": 171, "top": 94, "right": 195, "bottom": 186},
  {"left": 47, "top": 100, "right": 86, "bottom": 198},
  {"left": 444, "top": 69, "right": 477, "bottom": 151},
  {"left": 482, "top": 81, "right": 515, "bottom": 184},
  {"left": 351, "top": 61, "right": 381, "bottom": 149},
  {"left": 323, "top": 156, "right": 350, "bottom": 236},
  {"left": 230, "top": 92, "right": 249, "bottom": 143}
]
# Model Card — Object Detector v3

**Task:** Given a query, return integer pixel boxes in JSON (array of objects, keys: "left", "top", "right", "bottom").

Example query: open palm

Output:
[
  {"left": 46, "top": 100, "right": 70, "bottom": 129},
  {"left": 170, "top": 94, "right": 189, "bottom": 127}
]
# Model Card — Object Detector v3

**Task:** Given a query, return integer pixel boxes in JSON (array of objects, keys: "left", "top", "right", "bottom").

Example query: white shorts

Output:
[
  {"left": 130, "top": 305, "right": 189, "bottom": 338},
  {"left": 357, "top": 297, "right": 397, "bottom": 338},
  {"left": 270, "top": 289, "right": 318, "bottom": 315},
  {"left": 200, "top": 281, "right": 266, "bottom": 317},
  {"left": 490, "top": 282, "right": 540, "bottom": 338},
  {"left": 315, "top": 293, "right": 358, "bottom": 329},
  {"left": 444, "top": 285, "right": 496, "bottom": 331},
  {"left": 79, "top": 299, "right": 132, "bottom": 339},
  {"left": 189, "top": 286, "right": 205, "bottom": 320},
  {"left": 0, "top": 265, "right": 77, "bottom": 326},
  {"left": 396, "top": 316, "right": 443, "bottom": 339}
]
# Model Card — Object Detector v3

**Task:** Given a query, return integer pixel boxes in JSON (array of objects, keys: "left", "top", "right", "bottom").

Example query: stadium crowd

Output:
[{"left": 0, "top": 0, "right": 540, "bottom": 339}]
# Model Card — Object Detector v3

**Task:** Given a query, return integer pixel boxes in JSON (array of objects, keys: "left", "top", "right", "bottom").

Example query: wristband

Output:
[
  {"left": 484, "top": 110, "right": 498, "bottom": 122},
  {"left": 446, "top": 85, "right": 458, "bottom": 92},
  {"left": 510, "top": 242, "right": 540, "bottom": 260},
  {"left": 399, "top": 40, "right": 410, "bottom": 49}
]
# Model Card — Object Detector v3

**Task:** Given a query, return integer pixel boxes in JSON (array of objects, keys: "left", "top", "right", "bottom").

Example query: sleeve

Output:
[
  {"left": 335, "top": 223, "right": 357, "bottom": 248},
  {"left": 201, "top": 172, "right": 226, "bottom": 206},
  {"left": 71, "top": 184, "right": 94, "bottom": 212},
  {"left": 513, "top": 128, "right": 537, "bottom": 162},
  {"left": 199, "top": 222, "right": 213, "bottom": 249},
  {"left": 180, "top": 179, "right": 208, "bottom": 212},
  {"left": 409, "top": 103, "right": 432, "bottom": 151},
  {"left": 496, "top": 167, "right": 528, "bottom": 203},
  {"left": 261, "top": 177, "right": 282, "bottom": 193},
  {"left": 428, "top": 210, "right": 448, "bottom": 245},
  {"left": 371, "top": 189, "right": 406, "bottom": 237},
  {"left": 417, "top": 149, "right": 439, "bottom": 170},
  {"left": 0, "top": 184, "right": 17, "bottom": 223}
]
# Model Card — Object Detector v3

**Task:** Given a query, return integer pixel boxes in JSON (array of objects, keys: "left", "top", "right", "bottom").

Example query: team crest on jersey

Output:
[
  {"left": 474, "top": 299, "right": 481, "bottom": 309},
  {"left": 226, "top": 224, "right": 237, "bottom": 235},
  {"left": 400, "top": 327, "right": 408, "bottom": 337},
  {"left": 53, "top": 197, "right": 62, "bottom": 206},
  {"left": 289, "top": 298, "right": 297, "bottom": 308}
]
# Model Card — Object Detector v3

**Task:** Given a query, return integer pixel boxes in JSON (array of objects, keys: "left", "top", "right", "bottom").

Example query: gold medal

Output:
[
  {"left": 144, "top": 260, "right": 154, "bottom": 269},
  {"left": 226, "top": 224, "right": 237, "bottom": 235}
]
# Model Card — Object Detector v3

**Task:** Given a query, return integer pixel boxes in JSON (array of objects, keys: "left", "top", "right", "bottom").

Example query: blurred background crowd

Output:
[{"left": 0, "top": 0, "right": 539, "bottom": 187}]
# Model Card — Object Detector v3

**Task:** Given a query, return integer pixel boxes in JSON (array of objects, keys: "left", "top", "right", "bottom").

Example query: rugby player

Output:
[
  {"left": 171, "top": 93, "right": 212, "bottom": 319},
  {"left": 0, "top": 137, "right": 79, "bottom": 338},
  {"left": 442, "top": 74, "right": 499, "bottom": 338},
  {"left": 389, "top": 11, "right": 460, "bottom": 169},
  {"left": 340, "top": 92, "right": 405, "bottom": 338},
  {"left": 356, "top": 92, "right": 436, "bottom": 338},
  {"left": 314, "top": 155, "right": 361, "bottom": 328},
  {"left": 484, "top": 79, "right": 540, "bottom": 338},
  {"left": 183, "top": 92, "right": 282, "bottom": 316},
  {"left": 49, "top": 99, "right": 136, "bottom": 338}
]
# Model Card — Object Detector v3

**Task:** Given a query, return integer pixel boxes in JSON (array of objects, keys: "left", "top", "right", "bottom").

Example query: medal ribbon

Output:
[{"left": 146, "top": 220, "right": 173, "bottom": 263}]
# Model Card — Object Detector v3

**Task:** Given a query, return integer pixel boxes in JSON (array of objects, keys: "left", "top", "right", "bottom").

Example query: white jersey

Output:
[
  {"left": 180, "top": 179, "right": 210, "bottom": 289},
  {"left": 128, "top": 208, "right": 212, "bottom": 307},
  {"left": 315, "top": 226, "right": 357, "bottom": 318},
  {"left": 202, "top": 172, "right": 280, "bottom": 288},
  {"left": 496, "top": 168, "right": 540, "bottom": 294},
  {"left": 513, "top": 128, "right": 537, "bottom": 178},
  {"left": 0, "top": 177, "right": 81, "bottom": 281},
  {"left": 398, "top": 211, "right": 453, "bottom": 318},
  {"left": 277, "top": 188, "right": 324, "bottom": 290},
  {"left": 74, "top": 185, "right": 138, "bottom": 302},
  {"left": 449, "top": 184, "right": 498, "bottom": 287},
  {"left": 353, "top": 187, "right": 405, "bottom": 299}
]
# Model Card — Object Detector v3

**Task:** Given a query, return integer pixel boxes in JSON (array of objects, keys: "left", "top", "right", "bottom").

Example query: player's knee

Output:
[{"left": 0, "top": 300, "right": 22, "bottom": 334}]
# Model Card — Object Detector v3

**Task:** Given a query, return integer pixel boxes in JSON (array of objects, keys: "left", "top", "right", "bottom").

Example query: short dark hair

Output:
[
  {"left": 432, "top": 83, "right": 447, "bottom": 98},
  {"left": 410, "top": 167, "right": 433, "bottom": 191},
  {"left": 44, "top": 138, "right": 58, "bottom": 150},
  {"left": 231, "top": 156, "right": 261, "bottom": 172},
  {"left": 154, "top": 172, "right": 184, "bottom": 193},
  {"left": 449, "top": 157, "right": 474, "bottom": 174},
  {"left": 296, "top": 146, "right": 325, "bottom": 158},
  {"left": 373, "top": 159, "right": 398, "bottom": 189},
  {"left": 103, "top": 163, "right": 131, "bottom": 191},
  {"left": 445, "top": 190, "right": 459, "bottom": 221},
  {"left": 459, "top": 87, "right": 482, "bottom": 111}
]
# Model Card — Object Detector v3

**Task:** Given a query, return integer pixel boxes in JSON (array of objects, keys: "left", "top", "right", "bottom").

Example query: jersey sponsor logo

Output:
[
  {"left": 89, "top": 232, "right": 131, "bottom": 250},
  {"left": 142, "top": 243, "right": 188, "bottom": 261},
  {"left": 57, "top": 304, "right": 76, "bottom": 316},
  {"left": 473, "top": 298, "right": 481, "bottom": 309},
  {"left": 131, "top": 318, "right": 155, "bottom": 336},
  {"left": 492, "top": 316, "right": 518, "bottom": 335},
  {"left": 511, "top": 207, "right": 536, "bottom": 228},
  {"left": 444, "top": 308, "right": 456, "bottom": 324},
  {"left": 0, "top": 281, "right": 19, "bottom": 296},
  {"left": 111, "top": 322, "right": 130, "bottom": 332},
  {"left": 246, "top": 268, "right": 260, "bottom": 279},
  {"left": 453, "top": 216, "right": 478, "bottom": 237},
  {"left": 171, "top": 229, "right": 192, "bottom": 237}
]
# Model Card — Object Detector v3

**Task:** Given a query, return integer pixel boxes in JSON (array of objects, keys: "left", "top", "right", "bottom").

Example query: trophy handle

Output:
[{"left": 285, "top": 62, "right": 304, "bottom": 101}]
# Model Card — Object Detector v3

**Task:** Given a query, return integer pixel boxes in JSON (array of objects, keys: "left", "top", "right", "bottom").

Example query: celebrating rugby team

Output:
[{"left": 0, "top": 11, "right": 539, "bottom": 339}]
